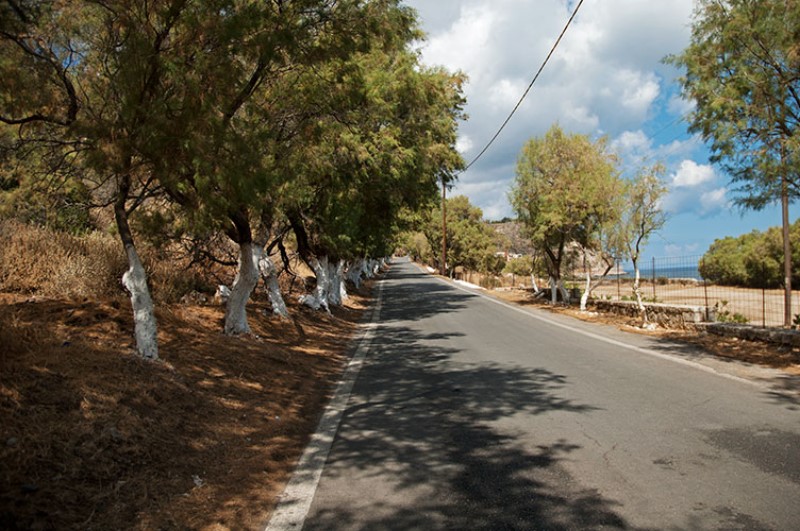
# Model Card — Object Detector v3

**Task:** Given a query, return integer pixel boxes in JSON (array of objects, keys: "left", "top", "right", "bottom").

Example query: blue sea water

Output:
[{"left": 618, "top": 265, "right": 702, "bottom": 281}]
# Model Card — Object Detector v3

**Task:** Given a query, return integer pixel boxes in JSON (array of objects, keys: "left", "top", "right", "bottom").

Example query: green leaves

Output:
[
  {"left": 510, "top": 124, "right": 621, "bottom": 277},
  {"left": 668, "top": 0, "right": 800, "bottom": 209}
]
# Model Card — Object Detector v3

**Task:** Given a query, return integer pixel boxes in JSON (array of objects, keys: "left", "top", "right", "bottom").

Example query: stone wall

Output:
[
  {"left": 698, "top": 323, "right": 800, "bottom": 347},
  {"left": 593, "top": 300, "right": 714, "bottom": 328}
]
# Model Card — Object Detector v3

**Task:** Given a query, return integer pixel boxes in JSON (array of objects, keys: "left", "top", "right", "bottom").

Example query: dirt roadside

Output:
[{"left": 0, "top": 287, "right": 372, "bottom": 530}]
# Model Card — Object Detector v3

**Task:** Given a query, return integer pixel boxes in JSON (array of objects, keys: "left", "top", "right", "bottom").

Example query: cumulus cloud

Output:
[
  {"left": 671, "top": 160, "right": 716, "bottom": 188},
  {"left": 406, "top": 0, "right": 697, "bottom": 219},
  {"left": 700, "top": 187, "right": 729, "bottom": 215}
]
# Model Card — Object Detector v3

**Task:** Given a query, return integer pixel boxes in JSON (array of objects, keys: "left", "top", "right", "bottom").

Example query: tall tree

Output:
[
  {"left": 619, "top": 165, "right": 668, "bottom": 325},
  {"left": 423, "top": 195, "right": 495, "bottom": 277},
  {"left": 668, "top": 0, "right": 800, "bottom": 325},
  {"left": 510, "top": 124, "right": 619, "bottom": 304}
]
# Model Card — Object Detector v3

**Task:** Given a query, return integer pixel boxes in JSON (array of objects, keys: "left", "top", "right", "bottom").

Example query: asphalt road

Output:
[{"left": 301, "top": 259, "right": 800, "bottom": 530}]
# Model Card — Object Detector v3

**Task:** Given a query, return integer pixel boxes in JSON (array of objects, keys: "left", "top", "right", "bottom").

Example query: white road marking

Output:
[{"left": 264, "top": 280, "right": 384, "bottom": 531}]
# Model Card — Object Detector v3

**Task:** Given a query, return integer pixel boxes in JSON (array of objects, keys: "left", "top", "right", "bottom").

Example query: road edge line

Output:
[
  {"left": 435, "top": 274, "right": 764, "bottom": 389},
  {"left": 264, "top": 279, "right": 384, "bottom": 531}
]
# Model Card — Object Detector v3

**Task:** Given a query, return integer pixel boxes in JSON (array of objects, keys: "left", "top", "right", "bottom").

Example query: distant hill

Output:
[
  {"left": 489, "top": 221, "right": 535, "bottom": 256},
  {"left": 489, "top": 220, "right": 618, "bottom": 277}
]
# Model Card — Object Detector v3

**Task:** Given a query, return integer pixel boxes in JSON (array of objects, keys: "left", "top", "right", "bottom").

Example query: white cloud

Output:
[
  {"left": 671, "top": 160, "right": 716, "bottom": 188},
  {"left": 700, "top": 187, "right": 728, "bottom": 215},
  {"left": 406, "top": 0, "right": 698, "bottom": 220},
  {"left": 667, "top": 94, "right": 695, "bottom": 117},
  {"left": 456, "top": 134, "right": 474, "bottom": 155}
]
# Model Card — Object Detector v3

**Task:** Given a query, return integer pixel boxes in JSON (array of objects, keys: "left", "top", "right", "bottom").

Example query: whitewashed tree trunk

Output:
[
  {"left": 580, "top": 270, "right": 591, "bottom": 311},
  {"left": 258, "top": 254, "right": 288, "bottom": 318},
  {"left": 122, "top": 244, "right": 159, "bottom": 360},
  {"left": 632, "top": 263, "right": 648, "bottom": 323},
  {"left": 327, "top": 259, "right": 344, "bottom": 307},
  {"left": 336, "top": 260, "right": 348, "bottom": 302},
  {"left": 549, "top": 276, "right": 558, "bottom": 305},
  {"left": 347, "top": 258, "right": 364, "bottom": 289},
  {"left": 558, "top": 279, "right": 570, "bottom": 304},
  {"left": 300, "top": 256, "right": 331, "bottom": 312},
  {"left": 224, "top": 242, "right": 260, "bottom": 335},
  {"left": 530, "top": 275, "right": 540, "bottom": 294}
]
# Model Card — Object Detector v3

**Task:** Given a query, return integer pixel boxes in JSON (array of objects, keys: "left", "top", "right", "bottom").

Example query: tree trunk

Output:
[
  {"left": 347, "top": 258, "right": 364, "bottom": 289},
  {"left": 300, "top": 256, "right": 331, "bottom": 312},
  {"left": 258, "top": 253, "right": 288, "bottom": 318},
  {"left": 558, "top": 279, "right": 570, "bottom": 304},
  {"left": 115, "top": 200, "right": 158, "bottom": 360},
  {"left": 336, "top": 260, "right": 348, "bottom": 303},
  {"left": 580, "top": 270, "right": 591, "bottom": 311},
  {"left": 632, "top": 260, "right": 648, "bottom": 324},
  {"left": 327, "top": 259, "right": 344, "bottom": 307},
  {"left": 530, "top": 275, "right": 540, "bottom": 294},
  {"left": 549, "top": 276, "right": 558, "bottom": 305},
  {"left": 224, "top": 241, "right": 260, "bottom": 335}
]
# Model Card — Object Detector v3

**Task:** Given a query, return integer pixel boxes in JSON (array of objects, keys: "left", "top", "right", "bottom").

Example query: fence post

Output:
[
  {"left": 702, "top": 259, "right": 709, "bottom": 321},
  {"left": 652, "top": 257, "right": 657, "bottom": 301},
  {"left": 762, "top": 262, "right": 766, "bottom": 328}
]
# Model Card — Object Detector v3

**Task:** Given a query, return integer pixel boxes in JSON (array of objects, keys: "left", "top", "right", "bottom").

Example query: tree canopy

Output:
[
  {"left": 668, "top": 0, "right": 800, "bottom": 209},
  {"left": 509, "top": 124, "right": 620, "bottom": 300}
]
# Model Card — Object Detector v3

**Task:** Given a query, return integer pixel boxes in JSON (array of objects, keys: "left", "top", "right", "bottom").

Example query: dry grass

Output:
[
  {"left": 0, "top": 220, "right": 212, "bottom": 303},
  {"left": 0, "top": 219, "right": 374, "bottom": 529},
  {"left": 0, "top": 289, "right": 370, "bottom": 530}
]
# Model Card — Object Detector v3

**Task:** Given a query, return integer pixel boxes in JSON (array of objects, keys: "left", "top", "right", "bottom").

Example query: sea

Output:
[{"left": 617, "top": 265, "right": 703, "bottom": 281}]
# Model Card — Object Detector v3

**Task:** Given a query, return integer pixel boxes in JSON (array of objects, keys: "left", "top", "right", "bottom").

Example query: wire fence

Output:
[
  {"left": 588, "top": 255, "right": 799, "bottom": 328},
  {"left": 457, "top": 255, "right": 800, "bottom": 328}
]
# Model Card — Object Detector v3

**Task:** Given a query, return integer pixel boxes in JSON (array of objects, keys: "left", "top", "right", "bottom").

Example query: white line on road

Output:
[
  {"left": 264, "top": 280, "right": 384, "bottom": 531},
  {"left": 439, "top": 274, "right": 765, "bottom": 390}
]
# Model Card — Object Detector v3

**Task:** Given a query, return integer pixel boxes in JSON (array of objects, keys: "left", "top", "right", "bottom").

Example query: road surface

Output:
[{"left": 297, "top": 259, "right": 800, "bottom": 530}]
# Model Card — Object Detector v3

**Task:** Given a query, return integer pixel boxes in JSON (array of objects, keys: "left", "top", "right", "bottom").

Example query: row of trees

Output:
[
  {"left": 510, "top": 124, "right": 667, "bottom": 319},
  {"left": 0, "top": 0, "right": 465, "bottom": 358}
]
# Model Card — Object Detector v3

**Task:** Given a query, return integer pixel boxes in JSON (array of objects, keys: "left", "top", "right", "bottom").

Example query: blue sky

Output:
[{"left": 404, "top": 0, "right": 793, "bottom": 259}]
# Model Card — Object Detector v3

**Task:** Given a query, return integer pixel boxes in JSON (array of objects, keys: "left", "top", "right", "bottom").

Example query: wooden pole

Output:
[{"left": 441, "top": 179, "right": 447, "bottom": 277}]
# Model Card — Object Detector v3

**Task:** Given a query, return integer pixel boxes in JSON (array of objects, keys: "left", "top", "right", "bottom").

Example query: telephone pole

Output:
[{"left": 441, "top": 178, "right": 447, "bottom": 277}]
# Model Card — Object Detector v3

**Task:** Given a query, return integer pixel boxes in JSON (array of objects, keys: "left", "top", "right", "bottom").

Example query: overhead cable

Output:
[{"left": 461, "top": 0, "right": 586, "bottom": 173}]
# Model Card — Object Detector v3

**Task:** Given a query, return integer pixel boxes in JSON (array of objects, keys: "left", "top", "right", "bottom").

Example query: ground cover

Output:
[{"left": 0, "top": 290, "right": 369, "bottom": 530}]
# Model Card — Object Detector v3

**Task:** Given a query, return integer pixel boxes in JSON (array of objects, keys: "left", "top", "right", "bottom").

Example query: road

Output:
[{"left": 298, "top": 259, "right": 800, "bottom": 530}]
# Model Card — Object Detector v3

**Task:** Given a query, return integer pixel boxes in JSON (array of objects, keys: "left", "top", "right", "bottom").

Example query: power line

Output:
[{"left": 461, "top": 0, "right": 586, "bottom": 173}]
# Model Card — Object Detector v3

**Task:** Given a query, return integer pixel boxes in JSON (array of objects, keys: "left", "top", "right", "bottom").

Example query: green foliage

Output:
[
  {"left": 423, "top": 195, "right": 497, "bottom": 275},
  {"left": 667, "top": 0, "right": 800, "bottom": 209},
  {"left": 714, "top": 301, "right": 749, "bottom": 324},
  {"left": 510, "top": 124, "right": 622, "bottom": 282},
  {"left": 503, "top": 256, "right": 533, "bottom": 277},
  {"left": 700, "top": 219, "right": 800, "bottom": 287}
]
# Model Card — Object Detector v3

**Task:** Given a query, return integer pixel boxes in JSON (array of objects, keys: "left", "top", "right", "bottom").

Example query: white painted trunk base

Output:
[
  {"left": 580, "top": 271, "right": 591, "bottom": 311},
  {"left": 300, "top": 257, "right": 331, "bottom": 313},
  {"left": 259, "top": 254, "right": 289, "bottom": 318},
  {"left": 122, "top": 244, "right": 159, "bottom": 360},
  {"left": 224, "top": 242, "right": 260, "bottom": 335}
]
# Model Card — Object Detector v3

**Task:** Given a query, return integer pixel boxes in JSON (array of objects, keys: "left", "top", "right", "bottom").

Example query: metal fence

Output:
[
  {"left": 584, "top": 255, "right": 799, "bottom": 328},
  {"left": 459, "top": 255, "right": 799, "bottom": 328}
]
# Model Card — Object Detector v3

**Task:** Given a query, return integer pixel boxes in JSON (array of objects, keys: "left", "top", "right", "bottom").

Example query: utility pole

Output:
[
  {"left": 782, "top": 144, "right": 792, "bottom": 327},
  {"left": 441, "top": 178, "right": 447, "bottom": 277}
]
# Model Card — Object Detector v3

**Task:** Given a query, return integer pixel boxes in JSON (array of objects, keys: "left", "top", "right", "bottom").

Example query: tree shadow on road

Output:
[{"left": 302, "top": 313, "right": 645, "bottom": 530}]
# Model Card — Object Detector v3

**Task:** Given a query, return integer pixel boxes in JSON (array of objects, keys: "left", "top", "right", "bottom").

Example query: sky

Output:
[{"left": 403, "top": 0, "right": 793, "bottom": 259}]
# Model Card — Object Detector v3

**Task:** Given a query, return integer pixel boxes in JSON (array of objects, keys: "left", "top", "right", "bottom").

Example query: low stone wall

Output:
[
  {"left": 593, "top": 300, "right": 713, "bottom": 328},
  {"left": 697, "top": 323, "right": 800, "bottom": 347}
]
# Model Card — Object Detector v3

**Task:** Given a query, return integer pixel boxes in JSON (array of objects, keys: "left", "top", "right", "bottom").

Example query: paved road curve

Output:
[{"left": 302, "top": 259, "right": 800, "bottom": 530}]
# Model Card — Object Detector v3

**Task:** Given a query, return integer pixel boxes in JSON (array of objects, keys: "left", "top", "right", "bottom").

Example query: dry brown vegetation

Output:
[{"left": 0, "top": 221, "right": 370, "bottom": 530}]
